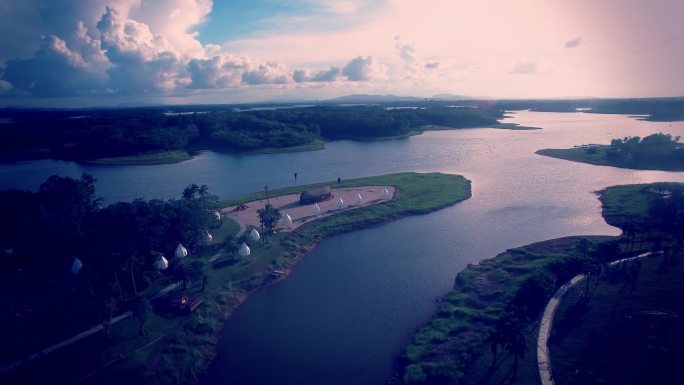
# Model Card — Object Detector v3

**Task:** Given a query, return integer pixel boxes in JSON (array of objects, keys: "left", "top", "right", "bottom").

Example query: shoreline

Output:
[
  {"left": 0, "top": 120, "right": 537, "bottom": 166},
  {"left": 536, "top": 147, "right": 684, "bottom": 171},
  {"left": 399, "top": 181, "right": 682, "bottom": 385},
  {"left": 0, "top": 172, "right": 470, "bottom": 385}
]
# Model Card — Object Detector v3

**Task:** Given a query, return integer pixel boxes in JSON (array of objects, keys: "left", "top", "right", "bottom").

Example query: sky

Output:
[{"left": 0, "top": 0, "right": 683, "bottom": 107}]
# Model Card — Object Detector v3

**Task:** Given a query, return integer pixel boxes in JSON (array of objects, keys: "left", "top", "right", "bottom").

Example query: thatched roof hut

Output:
[{"left": 299, "top": 185, "right": 332, "bottom": 204}]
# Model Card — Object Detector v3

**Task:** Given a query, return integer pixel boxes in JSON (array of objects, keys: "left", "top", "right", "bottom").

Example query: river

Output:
[{"left": 2, "top": 111, "right": 684, "bottom": 385}]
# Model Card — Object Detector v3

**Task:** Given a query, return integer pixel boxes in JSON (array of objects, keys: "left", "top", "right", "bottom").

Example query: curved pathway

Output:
[{"left": 537, "top": 251, "right": 655, "bottom": 385}]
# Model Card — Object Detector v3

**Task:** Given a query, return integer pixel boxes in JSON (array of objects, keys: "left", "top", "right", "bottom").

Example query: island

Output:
[
  {"left": 536, "top": 132, "right": 684, "bottom": 171},
  {"left": 401, "top": 182, "right": 683, "bottom": 385},
  {"left": 0, "top": 172, "right": 471, "bottom": 385}
]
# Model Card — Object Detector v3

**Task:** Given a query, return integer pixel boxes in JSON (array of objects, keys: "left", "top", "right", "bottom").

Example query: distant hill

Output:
[
  {"left": 328, "top": 94, "right": 425, "bottom": 103},
  {"left": 431, "top": 93, "right": 469, "bottom": 101}
]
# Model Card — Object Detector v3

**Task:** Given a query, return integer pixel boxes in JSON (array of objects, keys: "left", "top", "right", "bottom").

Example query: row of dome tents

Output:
[{"left": 70, "top": 191, "right": 390, "bottom": 274}]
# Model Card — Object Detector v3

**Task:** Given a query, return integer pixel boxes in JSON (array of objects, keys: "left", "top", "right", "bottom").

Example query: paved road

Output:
[
  {"left": 0, "top": 280, "right": 181, "bottom": 374},
  {"left": 537, "top": 251, "right": 655, "bottom": 385}
]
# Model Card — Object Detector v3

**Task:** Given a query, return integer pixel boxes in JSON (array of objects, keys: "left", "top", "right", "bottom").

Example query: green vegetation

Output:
[
  {"left": 401, "top": 236, "right": 615, "bottom": 385},
  {"left": 87, "top": 150, "right": 193, "bottom": 165},
  {"left": 0, "top": 104, "right": 503, "bottom": 163},
  {"left": 537, "top": 132, "right": 684, "bottom": 171},
  {"left": 401, "top": 181, "right": 684, "bottom": 385},
  {"left": 550, "top": 251, "right": 683, "bottom": 385},
  {"left": 243, "top": 138, "right": 326, "bottom": 154},
  {"left": 0, "top": 172, "right": 471, "bottom": 385}
]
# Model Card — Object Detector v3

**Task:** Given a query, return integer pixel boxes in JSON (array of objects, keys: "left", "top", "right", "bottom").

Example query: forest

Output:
[
  {"left": 604, "top": 132, "right": 684, "bottom": 166},
  {"left": 0, "top": 104, "right": 503, "bottom": 161},
  {"left": 0, "top": 175, "right": 220, "bottom": 358}
]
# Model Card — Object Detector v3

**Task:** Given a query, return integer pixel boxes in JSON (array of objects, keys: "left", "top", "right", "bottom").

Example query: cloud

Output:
[
  {"left": 565, "top": 36, "right": 583, "bottom": 48},
  {"left": 393, "top": 36, "right": 440, "bottom": 79},
  {"left": 293, "top": 66, "right": 341, "bottom": 83},
  {"left": 0, "top": 79, "right": 12, "bottom": 93},
  {"left": 188, "top": 55, "right": 250, "bottom": 88},
  {"left": 0, "top": 1, "right": 302, "bottom": 97},
  {"left": 342, "top": 55, "right": 386, "bottom": 81},
  {"left": 2, "top": 35, "right": 108, "bottom": 97},
  {"left": 242, "top": 62, "right": 291, "bottom": 85},
  {"left": 512, "top": 61, "right": 539, "bottom": 75}
]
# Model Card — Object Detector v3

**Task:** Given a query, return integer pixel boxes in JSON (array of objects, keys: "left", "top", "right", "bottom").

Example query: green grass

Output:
[
  {"left": 537, "top": 146, "right": 684, "bottom": 171},
  {"left": 87, "top": 150, "right": 193, "bottom": 165},
  {"left": 241, "top": 139, "right": 326, "bottom": 154},
  {"left": 1, "top": 172, "right": 470, "bottom": 385},
  {"left": 598, "top": 182, "right": 684, "bottom": 227},
  {"left": 402, "top": 236, "right": 613, "bottom": 385},
  {"left": 537, "top": 146, "right": 613, "bottom": 166},
  {"left": 401, "top": 181, "right": 684, "bottom": 385}
]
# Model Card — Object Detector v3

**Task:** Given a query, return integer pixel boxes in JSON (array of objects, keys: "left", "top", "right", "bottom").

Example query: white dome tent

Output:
[
  {"left": 238, "top": 242, "right": 251, "bottom": 258},
  {"left": 383, "top": 187, "right": 390, "bottom": 198},
  {"left": 175, "top": 243, "right": 188, "bottom": 258},
  {"left": 206, "top": 232, "right": 213, "bottom": 242},
  {"left": 214, "top": 211, "right": 221, "bottom": 220},
  {"left": 249, "top": 228, "right": 261, "bottom": 242},
  {"left": 156, "top": 256, "right": 169, "bottom": 271},
  {"left": 355, "top": 193, "right": 363, "bottom": 205},
  {"left": 336, "top": 197, "right": 344, "bottom": 209},
  {"left": 312, "top": 203, "right": 321, "bottom": 215},
  {"left": 70, "top": 258, "right": 83, "bottom": 274},
  {"left": 282, "top": 214, "right": 292, "bottom": 226}
]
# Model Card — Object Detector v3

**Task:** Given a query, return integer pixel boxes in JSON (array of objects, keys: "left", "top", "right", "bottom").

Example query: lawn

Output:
[{"left": 87, "top": 150, "right": 193, "bottom": 165}]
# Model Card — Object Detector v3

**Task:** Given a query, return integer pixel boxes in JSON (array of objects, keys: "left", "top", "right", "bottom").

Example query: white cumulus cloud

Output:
[{"left": 342, "top": 56, "right": 387, "bottom": 81}]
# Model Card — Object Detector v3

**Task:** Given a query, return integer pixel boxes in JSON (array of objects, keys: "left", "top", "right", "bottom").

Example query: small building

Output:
[{"left": 300, "top": 186, "right": 332, "bottom": 204}]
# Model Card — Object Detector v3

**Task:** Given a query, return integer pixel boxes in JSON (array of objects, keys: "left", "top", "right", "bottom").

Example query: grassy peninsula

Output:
[
  {"left": 537, "top": 132, "right": 684, "bottom": 171},
  {"left": 1, "top": 172, "right": 471, "bottom": 385},
  {"left": 88, "top": 150, "right": 193, "bottom": 165},
  {"left": 401, "top": 181, "right": 684, "bottom": 385}
]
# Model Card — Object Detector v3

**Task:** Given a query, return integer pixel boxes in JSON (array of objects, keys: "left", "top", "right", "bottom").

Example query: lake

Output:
[{"left": 2, "top": 111, "right": 684, "bottom": 385}]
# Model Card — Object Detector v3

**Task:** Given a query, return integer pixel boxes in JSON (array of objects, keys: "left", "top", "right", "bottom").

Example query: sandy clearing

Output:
[{"left": 222, "top": 185, "right": 395, "bottom": 233}]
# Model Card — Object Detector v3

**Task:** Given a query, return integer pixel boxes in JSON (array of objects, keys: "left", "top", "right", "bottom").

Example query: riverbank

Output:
[
  {"left": 537, "top": 146, "right": 684, "bottom": 171},
  {"left": 148, "top": 173, "right": 471, "bottom": 385},
  {"left": 1, "top": 172, "right": 471, "bottom": 385},
  {"left": 400, "top": 235, "right": 617, "bottom": 385},
  {"left": 400, "top": 181, "right": 682, "bottom": 385},
  {"left": 87, "top": 150, "right": 194, "bottom": 165}
]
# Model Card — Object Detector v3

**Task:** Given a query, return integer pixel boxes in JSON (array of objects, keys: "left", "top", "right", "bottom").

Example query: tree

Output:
[
  {"left": 187, "top": 261, "right": 207, "bottom": 291},
  {"left": 496, "top": 308, "right": 528, "bottom": 371},
  {"left": 132, "top": 297, "right": 152, "bottom": 336},
  {"left": 98, "top": 296, "right": 118, "bottom": 338},
  {"left": 257, "top": 203, "right": 282, "bottom": 241},
  {"left": 171, "top": 260, "right": 189, "bottom": 290}
]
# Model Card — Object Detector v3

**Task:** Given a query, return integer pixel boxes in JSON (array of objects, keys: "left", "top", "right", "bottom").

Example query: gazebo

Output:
[{"left": 299, "top": 186, "right": 332, "bottom": 204}]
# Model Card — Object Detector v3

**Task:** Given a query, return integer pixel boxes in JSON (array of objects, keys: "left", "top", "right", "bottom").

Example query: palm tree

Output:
[
  {"left": 257, "top": 203, "right": 281, "bottom": 241},
  {"left": 132, "top": 297, "right": 152, "bottom": 336},
  {"left": 182, "top": 184, "right": 200, "bottom": 200}
]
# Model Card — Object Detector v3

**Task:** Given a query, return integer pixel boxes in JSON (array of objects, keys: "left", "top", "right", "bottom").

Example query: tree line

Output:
[
  {"left": 0, "top": 104, "right": 503, "bottom": 161},
  {"left": 603, "top": 132, "right": 684, "bottom": 168},
  {"left": 0, "top": 175, "right": 219, "bottom": 347}
]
